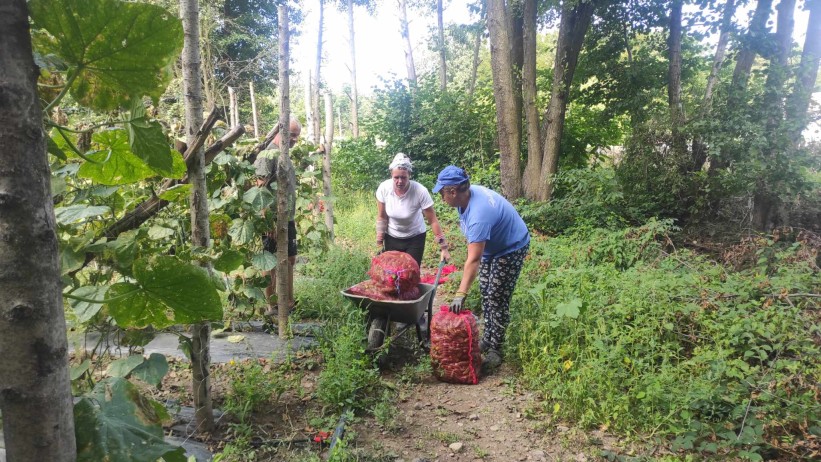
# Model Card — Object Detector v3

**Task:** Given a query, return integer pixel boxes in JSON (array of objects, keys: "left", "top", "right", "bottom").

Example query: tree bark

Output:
[
  {"left": 521, "top": 0, "right": 542, "bottom": 199},
  {"left": 399, "top": 0, "right": 417, "bottom": 87},
  {"left": 250, "top": 81, "right": 260, "bottom": 138},
  {"left": 228, "top": 86, "right": 239, "bottom": 128},
  {"left": 277, "top": 4, "right": 293, "bottom": 337},
  {"left": 786, "top": 0, "right": 821, "bottom": 143},
  {"left": 437, "top": 0, "right": 447, "bottom": 91},
  {"left": 753, "top": 0, "right": 795, "bottom": 231},
  {"left": 702, "top": 0, "right": 736, "bottom": 110},
  {"left": 535, "top": 0, "right": 595, "bottom": 201},
  {"left": 0, "top": 2, "right": 77, "bottom": 460},
  {"left": 323, "top": 91, "right": 336, "bottom": 241},
  {"left": 468, "top": 24, "right": 483, "bottom": 99},
  {"left": 668, "top": 0, "right": 686, "bottom": 159},
  {"left": 730, "top": 0, "right": 773, "bottom": 96},
  {"left": 487, "top": 0, "right": 523, "bottom": 199},
  {"left": 180, "top": 0, "right": 214, "bottom": 432},
  {"left": 313, "top": 0, "right": 324, "bottom": 144},
  {"left": 347, "top": 0, "right": 360, "bottom": 137}
]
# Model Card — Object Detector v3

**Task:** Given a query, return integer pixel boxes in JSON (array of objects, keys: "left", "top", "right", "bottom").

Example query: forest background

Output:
[{"left": 0, "top": 0, "right": 819, "bottom": 461}]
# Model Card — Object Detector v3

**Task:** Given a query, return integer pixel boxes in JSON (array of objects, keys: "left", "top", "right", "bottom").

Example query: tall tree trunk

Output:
[
  {"left": 694, "top": 0, "right": 736, "bottom": 170},
  {"left": 786, "top": 0, "right": 821, "bottom": 143},
  {"left": 323, "top": 91, "right": 336, "bottom": 241},
  {"left": 312, "top": 0, "right": 324, "bottom": 144},
  {"left": 277, "top": 4, "right": 293, "bottom": 337},
  {"left": 511, "top": 0, "right": 524, "bottom": 158},
  {"left": 347, "top": 0, "right": 360, "bottom": 137},
  {"left": 0, "top": 2, "right": 76, "bottom": 460},
  {"left": 250, "top": 81, "right": 260, "bottom": 138},
  {"left": 702, "top": 0, "right": 736, "bottom": 110},
  {"left": 468, "top": 24, "right": 483, "bottom": 99},
  {"left": 535, "top": 0, "right": 595, "bottom": 201},
  {"left": 180, "top": 0, "right": 214, "bottom": 432},
  {"left": 668, "top": 0, "right": 686, "bottom": 159},
  {"left": 399, "top": 0, "right": 418, "bottom": 87},
  {"left": 522, "top": 0, "right": 542, "bottom": 199},
  {"left": 753, "top": 0, "right": 795, "bottom": 231},
  {"left": 487, "top": 0, "right": 523, "bottom": 199},
  {"left": 731, "top": 0, "right": 773, "bottom": 96},
  {"left": 437, "top": 0, "right": 447, "bottom": 91}
]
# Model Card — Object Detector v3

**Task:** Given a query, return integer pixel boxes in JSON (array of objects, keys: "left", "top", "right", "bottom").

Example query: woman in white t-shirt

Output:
[{"left": 375, "top": 153, "right": 451, "bottom": 266}]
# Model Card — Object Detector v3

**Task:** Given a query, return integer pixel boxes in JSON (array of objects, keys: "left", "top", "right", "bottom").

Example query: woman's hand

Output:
[{"left": 440, "top": 248, "right": 451, "bottom": 263}]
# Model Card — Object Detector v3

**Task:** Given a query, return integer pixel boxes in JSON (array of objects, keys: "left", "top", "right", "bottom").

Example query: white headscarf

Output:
[{"left": 389, "top": 152, "right": 413, "bottom": 172}]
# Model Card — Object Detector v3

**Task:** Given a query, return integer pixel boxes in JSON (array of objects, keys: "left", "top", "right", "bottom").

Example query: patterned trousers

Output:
[{"left": 479, "top": 243, "right": 529, "bottom": 352}]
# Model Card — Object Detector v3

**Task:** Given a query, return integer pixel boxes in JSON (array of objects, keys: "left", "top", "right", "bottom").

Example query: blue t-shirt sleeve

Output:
[{"left": 465, "top": 220, "right": 491, "bottom": 244}]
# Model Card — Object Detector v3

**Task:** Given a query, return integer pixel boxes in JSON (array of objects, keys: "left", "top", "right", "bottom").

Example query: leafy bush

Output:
[
  {"left": 517, "top": 167, "right": 635, "bottom": 234},
  {"left": 507, "top": 222, "right": 821, "bottom": 459}
]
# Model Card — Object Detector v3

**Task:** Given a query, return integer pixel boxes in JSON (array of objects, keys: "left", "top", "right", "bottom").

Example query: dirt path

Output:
[{"left": 347, "top": 337, "right": 620, "bottom": 462}]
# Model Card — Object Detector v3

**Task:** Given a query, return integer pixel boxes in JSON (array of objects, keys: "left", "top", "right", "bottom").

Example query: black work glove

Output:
[{"left": 450, "top": 295, "right": 465, "bottom": 313}]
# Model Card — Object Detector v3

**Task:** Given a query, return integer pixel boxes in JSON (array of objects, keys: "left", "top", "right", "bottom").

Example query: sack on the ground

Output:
[
  {"left": 430, "top": 306, "right": 481, "bottom": 385},
  {"left": 368, "top": 250, "right": 420, "bottom": 296}
]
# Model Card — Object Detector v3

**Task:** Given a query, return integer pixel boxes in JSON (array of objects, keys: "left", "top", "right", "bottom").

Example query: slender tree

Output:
[
  {"left": 785, "top": 0, "right": 821, "bottom": 143},
  {"left": 487, "top": 0, "right": 523, "bottom": 199},
  {"left": 753, "top": 0, "right": 796, "bottom": 230},
  {"left": 702, "top": 0, "right": 737, "bottom": 110},
  {"left": 437, "top": 0, "right": 447, "bottom": 91},
  {"left": 323, "top": 91, "right": 336, "bottom": 240},
  {"left": 399, "top": 0, "right": 418, "bottom": 86},
  {"left": 313, "top": 0, "right": 325, "bottom": 144},
  {"left": 668, "top": 0, "right": 686, "bottom": 159},
  {"left": 0, "top": 2, "right": 77, "bottom": 460},
  {"left": 521, "top": 0, "right": 542, "bottom": 199},
  {"left": 180, "top": 0, "right": 214, "bottom": 431},
  {"left": 347, "top": 0, "right": 360, "bottom": 137},
  {"left": 532, "top": 0, "right": 596, "bottom": 201},
  {"left": 276, "top": 4, "right": 293, "bottom": 336}
]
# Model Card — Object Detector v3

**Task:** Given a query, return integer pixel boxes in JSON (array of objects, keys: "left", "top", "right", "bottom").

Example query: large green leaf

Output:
[
  {"left": 69, "top": 285, "right": 109, "bottom": 323},
  {"left": 29, "top": 0, "right": 183, "bottom": 111},
  {"left": 74, "top": 377, "right": 181, "bottom": 462},
  {"left": 214, "top": 249, "right": 245, "bottom": 273},
  {"left": 251, "top": 251, "right": 276, "bottom": 272},
  {"left": 79, "top": 130, "right": 156, "bottom": 185},
  {"left": 107, "top": 355, "right": 145, "bottom": 378},
  {"left": 54, "top": 204, "right": 111, "bottom": 225},
  {"left": 229, "top": 218, "right": 256, "bottom": 245},
  {"left": 131, "top": 353, "right": 169, "bottom": 387},
  {"left": 107, "top": 256, "right": 222, "bottom": 329},
  {"left": 106, "top": 353, "right": 168, "bottom": 387},
  {"left": 242, "top": 186, "right": 275, "bottom": 212},
  {"left": 127, "top": 99, "right": 183, "bottom": 177}
]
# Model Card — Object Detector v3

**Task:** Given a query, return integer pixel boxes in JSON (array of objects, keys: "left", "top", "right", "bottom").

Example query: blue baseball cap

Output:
[{"left": 432, "top": 166, "right": 469, "bottom": 193}]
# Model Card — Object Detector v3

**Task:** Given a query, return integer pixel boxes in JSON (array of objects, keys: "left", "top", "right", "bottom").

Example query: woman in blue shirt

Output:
[{"left": 433, "top": 166, "right": 530, "bottom": 373}]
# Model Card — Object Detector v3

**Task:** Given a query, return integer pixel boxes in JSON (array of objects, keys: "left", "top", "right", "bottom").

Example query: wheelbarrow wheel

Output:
[{"left": 367, "top": 317, "right": 389, "bottom": 351}]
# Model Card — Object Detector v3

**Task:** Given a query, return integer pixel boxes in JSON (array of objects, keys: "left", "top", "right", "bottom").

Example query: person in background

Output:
[
  {"left": 376, "top": 153, "right": 451, "bottom": 267},
  {"left": 254, "top": 117, "right": 301, "bottom": 318},
  {"left": 432, "top": 166, "right": 530, "bottom": 373}
]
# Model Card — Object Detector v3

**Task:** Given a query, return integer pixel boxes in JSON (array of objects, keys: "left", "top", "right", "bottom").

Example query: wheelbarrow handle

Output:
[{"left": 426, "top": 259, "right": 448, "bottom": 339}]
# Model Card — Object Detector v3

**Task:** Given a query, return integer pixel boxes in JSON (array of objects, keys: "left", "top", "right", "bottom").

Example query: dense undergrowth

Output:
[{"left": 507, "top": 221, "right": 820, "bottom": 460}]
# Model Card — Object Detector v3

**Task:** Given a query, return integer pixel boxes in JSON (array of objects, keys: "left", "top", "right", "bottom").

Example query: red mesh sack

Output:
[
  {"left": 368, "top": 251, "right": 420, "bottom": 295},
  {"left": 348, "top": 280, "right": 393, "bottom": 300},
  {"left": 349, "top": 280, "right": 421, "bottom": 301},
  {"left": 430, "top": 306, "right": 481, "bottom": 385}
]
